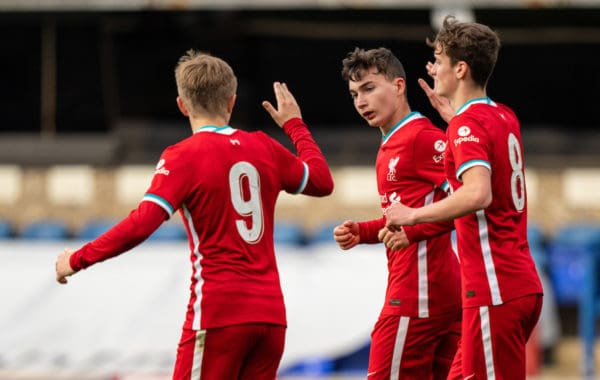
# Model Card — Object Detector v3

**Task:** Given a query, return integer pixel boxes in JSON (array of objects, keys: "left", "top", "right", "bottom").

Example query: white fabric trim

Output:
[
  {"left": 191, "top": 330, "right": 206, "bottom": 379},
  {"left": 183, "top": 204, "right": 204, "bottom": 330},
  {"left": 479, "top": 306, "right": 496, "bottom": 380},
  {"left": 476, "top": 210, "right": 503, "bottom": 305},
  {"left": 390, "top": 316, "right": 409, "bottom": 379}
]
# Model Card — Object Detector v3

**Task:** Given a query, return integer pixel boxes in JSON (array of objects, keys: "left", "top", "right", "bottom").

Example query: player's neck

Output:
[
  {"left": 189, "top": 115, "right": 230, "bottom": 133},
  {"left": 450, "top": 83, "right": 486, "bottom": 114}
]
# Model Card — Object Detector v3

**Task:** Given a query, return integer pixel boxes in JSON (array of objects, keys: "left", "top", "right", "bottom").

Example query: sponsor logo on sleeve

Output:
[
  {"left": 155, "top": 159, "right": 170, "bottom": 176},
  {"left": 433, "top": 140, "right": 446, "bottom": 162},
  {"left": 434, "top": 140, "right": 447, "bottom": 152},
  {"left": 454, "top": 126, "right": 480, "bottom": 146}
]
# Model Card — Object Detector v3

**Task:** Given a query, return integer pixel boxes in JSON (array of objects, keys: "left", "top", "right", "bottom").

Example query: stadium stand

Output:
[
  {"left": 19, "top": 219, "right": 69, "bottom": 240},
  {"left": 0, "top": 219, "right": 13, "bottom": 239},
  {"left": 147, "top": 221, "right": 187, "bottom": 241},
  {"left": 77, "top": 219, "right": 118, "bottom": 240},
  {"left": 549, "top": 223, "right": 600, "bottom": 378},
  {"left": 274, "top": 221, "right": 306, "bottom": 246}
]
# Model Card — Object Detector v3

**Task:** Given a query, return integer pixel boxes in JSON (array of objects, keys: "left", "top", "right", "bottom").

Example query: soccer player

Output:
[
  {"left": 55, "top": 50, "right": 334, "bottom": 380},
  {"left": 333, "top": 47, "right": 461, "bottom": 380},
  {"left": 382, "top": 16, "right": 544, "bottom": 380}
]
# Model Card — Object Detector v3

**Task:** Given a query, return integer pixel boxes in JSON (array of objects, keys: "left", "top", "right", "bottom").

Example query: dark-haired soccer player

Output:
[
  {"left": 55, "top": 50, "right": 333, "bottom": 380},
  {"left": 383, "top": 16, "right": 543, "bottom": 380},
  {"left": 334, "top": 47, "right": 461, "bottom": 380}
]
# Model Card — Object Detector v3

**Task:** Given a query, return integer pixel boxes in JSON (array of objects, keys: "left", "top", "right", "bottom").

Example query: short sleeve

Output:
[
  {"left": 448, "top": 116, "right": 491, "bottom": 181},
  {"left": 142, "top": 145, "right": 192, "bottom": 216},
  {"left": 413, "top": 127, "right": 448, "bottom": 189}
]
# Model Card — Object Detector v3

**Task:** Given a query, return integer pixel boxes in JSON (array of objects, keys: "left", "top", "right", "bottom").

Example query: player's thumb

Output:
[{"left": 262, "top": 101, "right": 276, "bottom": 116}]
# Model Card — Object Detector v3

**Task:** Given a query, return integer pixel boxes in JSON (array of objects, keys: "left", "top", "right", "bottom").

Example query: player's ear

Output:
[
  {"left": 227, "top": 94, "right": 237, "bottom": 115},
  {"left": 176, "top": 96, "right": 189, "bottom": 117},
  {"left": 455, "top": 61, "right": 468, "bottom": 80},
  {"left": 394, "top": 77, "right": 406, "bottom": 94}
]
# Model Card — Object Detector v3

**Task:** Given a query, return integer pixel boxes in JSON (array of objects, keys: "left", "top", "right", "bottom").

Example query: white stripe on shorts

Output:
[
  {"left": 191, "top": 330, "right": 206, "bottom": 380},
  {"left": 390, "top": 316, "right": 409, "bottom": 379},
  {"left": 479, "top": 306, "right": 496, "bottom": 380}
]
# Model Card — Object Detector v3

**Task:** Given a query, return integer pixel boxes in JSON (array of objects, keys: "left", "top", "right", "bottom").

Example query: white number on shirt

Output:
[
  {"left": 229, "top": 161, "right": 264, "bottom": 243},
  {"left": 508, "top": 133, "right": 525, "bottom": 212}
]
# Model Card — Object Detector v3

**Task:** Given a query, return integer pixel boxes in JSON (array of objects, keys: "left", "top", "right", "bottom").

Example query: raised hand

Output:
[
  {"left": 262, "top": 82, "right": 303, "bottom": 128},
  {"left": 418, "top": 61, "right": 454, "bottom": 123}
]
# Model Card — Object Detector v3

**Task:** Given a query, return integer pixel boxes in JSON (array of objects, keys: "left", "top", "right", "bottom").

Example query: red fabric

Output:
[
  {"left": 173, "top": 324, "right": 285, "bottom": 380},
  {"left": 361, "top": 113, "right": 461, "bottom": 318},
  {"left": 447, "top": 294, "right": 542, "bottom": 380},
  {"left": 444, "top": 100, "right": 543, "bottom": 308},
  {"left": 367, "top": 311, "right": 461, "bottom": 380},
  {"left": 71, "top": 119, "right": 332, "bottom": 333},
  {"left": 70, "top": 202, "right": 167, "bottom": 271}
]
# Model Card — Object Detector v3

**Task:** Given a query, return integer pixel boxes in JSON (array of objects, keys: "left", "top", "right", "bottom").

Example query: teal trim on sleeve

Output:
[
  {"left": 294, "top": 162, "right": 309, "bottom": 194},
  {"left": 456, "top": 160, "right": 491, "bottom": 180},
  {"left": 143, "top": 193, "right": 175, "bottom": 215}
]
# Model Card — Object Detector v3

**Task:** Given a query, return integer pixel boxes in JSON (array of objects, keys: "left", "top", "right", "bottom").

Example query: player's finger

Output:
[
  {"left": 281, "top": 83, "right": 297, "bottom": 103},
  {"left": 377, "top": 228, "right": 388, "bottom": 241},
  {"left": 262, "top": 101, "right": 276, "bottom": 117},
  {"left": 334, "top": 232, "right": 351, "bottom": 244},
  {"left": 418, "top": 78, "right": 434, "bottom": 95},
  {"left": 333, "top": 226, "right": 348, "bottom": 236}
]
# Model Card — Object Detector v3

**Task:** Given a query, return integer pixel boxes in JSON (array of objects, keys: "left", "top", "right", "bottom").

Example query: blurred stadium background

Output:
[{"left": 1, "top": 0, "right": 600, "bottom": 379}]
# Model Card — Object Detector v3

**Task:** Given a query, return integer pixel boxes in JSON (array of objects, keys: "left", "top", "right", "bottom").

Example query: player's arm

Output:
[
  {"left": 262, "top": 82, "right": 334, "bottom": 196},
  {"left": 385, "top": 166, "right": 492, "bottom": 230},
  {"left": 334, "top": 217, "right": 409, "bottom": 251},
  {"left": 401, "top": 220, "right": 454, "bottom": 244},
  {"left": 55, "top": 201, "right": 168, "bottom": 284},
  {"left": 396, "top": 127, "right": 454, "bottom": 242}
]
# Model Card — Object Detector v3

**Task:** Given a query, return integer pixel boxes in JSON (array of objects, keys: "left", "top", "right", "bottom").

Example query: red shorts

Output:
[
  {"left": 367, "top": 310, "right": 461, "bottom": 380},
  {"left": 447, "top": 294, "right": 543, "bottom": 380},
  {"left": 172, "top": 323, "right": 286, "bottom": 380}
]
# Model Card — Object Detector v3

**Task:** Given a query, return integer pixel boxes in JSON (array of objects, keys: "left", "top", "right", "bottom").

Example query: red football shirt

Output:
[
  {"left": 71, "top": 118, "right": 333, "bottom": 331},
  {"left": 445, "top": 98, "right": 543, "bottom": 308},
  {"left": 359, "top": 112, "right": 461, "bottom": 318}
]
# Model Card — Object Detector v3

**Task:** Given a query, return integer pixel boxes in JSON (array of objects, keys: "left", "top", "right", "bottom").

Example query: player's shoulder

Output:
[{"left": 414, "top": 116, "right": 445, "bottom": 135}]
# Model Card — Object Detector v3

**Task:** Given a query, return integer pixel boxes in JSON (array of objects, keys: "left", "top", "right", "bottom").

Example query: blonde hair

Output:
[{"left": 174, "top": 50, "right": 237, "bottom": 118}]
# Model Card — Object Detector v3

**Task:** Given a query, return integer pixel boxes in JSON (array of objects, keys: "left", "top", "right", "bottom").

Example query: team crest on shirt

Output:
[
  {"left": 387, "top": 156, "right": 400, "bottom": 181},
  {"left": 154, "top": 159, "right": 170, "bottom": 176},
  {"left": 454, "top": 126, "right": 480, "bottom": 146}
]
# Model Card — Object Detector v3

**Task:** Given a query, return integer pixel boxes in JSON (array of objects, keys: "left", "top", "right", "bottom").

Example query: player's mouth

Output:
[{"left": 362, "top": 111, "right": 375, "bottom": 121}]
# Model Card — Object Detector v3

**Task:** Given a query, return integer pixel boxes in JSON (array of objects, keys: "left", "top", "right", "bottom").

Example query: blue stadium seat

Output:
[
  {"left": 528, "top": 223, "right": 547, "bottom": 268},
  {"left": 20, "top": 219, "right": 69, "bottom": 240},
  {"left": 0, "top": 219, "right": 13, "bottom": 239},
  {"left": 308, "top": 222, "right": 339, "bottom": 245},
  {"left": 77, "top": 219, "right": 116, "bottom": 240},
  {"left": 333, "top": 341, "right": 370, "bottom": 374},
  {"left": 279, "top": 357, "right": 335, "bottom": 377},
  {"left": 147, "top": 222, "right": 187, "bottom": 241},
  {"left": 273, "top": 221, "right": 305, "bottom": 246},
  {"left": 547, "top": 223, "right": 600, "bottom": 378}
]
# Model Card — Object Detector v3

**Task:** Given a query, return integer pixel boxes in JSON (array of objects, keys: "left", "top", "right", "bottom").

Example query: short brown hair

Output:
[
  {"left": 341, "top": 47, "right": 406, "bottom": 82},
  {"left": 174, "top": 50, "right": 238, "bottom": 118},
  {"left": 428, "top": 16, "right": 500, "bottom": 88}
]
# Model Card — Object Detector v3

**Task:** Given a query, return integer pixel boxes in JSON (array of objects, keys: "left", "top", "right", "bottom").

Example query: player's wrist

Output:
[{"left": 282, "top": 117, "right": 304, "bottom": 130}]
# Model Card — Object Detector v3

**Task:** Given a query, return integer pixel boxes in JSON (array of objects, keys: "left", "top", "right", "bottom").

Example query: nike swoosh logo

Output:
[
  {"left": 464, "top": 374, "right": 476, "bottom": 380},
  {"left": 367, "top": 371, "right": 377, "bottom": 377}
]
